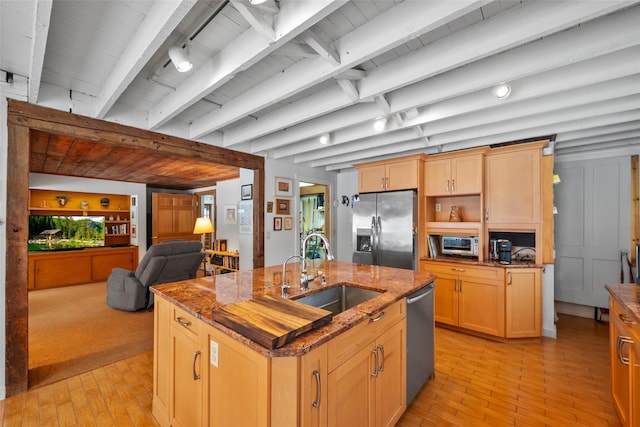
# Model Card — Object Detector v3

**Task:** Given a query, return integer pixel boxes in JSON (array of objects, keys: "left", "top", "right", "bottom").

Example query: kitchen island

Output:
[{"left": 151, "top": 260, "right": 436, "bottom": 427}]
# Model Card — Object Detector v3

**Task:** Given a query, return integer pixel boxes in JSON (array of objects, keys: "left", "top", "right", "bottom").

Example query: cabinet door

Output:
[
  {"left": 359, "top": 165, "right": 387, "bottom": 193},
  {"left": 386, "top": 159, "right": 418, "bottom": 191},
  {"left": 327, "top": 342, "right": 375, "bottom": 427},
  {"left": 458, "top": 276, "right": 504, "bottom": 337},
  {"left": 375, "top": 320, "right": 406, "bottom": 427},
  {"left": 152, "top": 298, "right": 171, "bottom": 427},
  {"left": 505, "top": 268, "right": 541, "bottom": 338},
  {"left": 301, "top": 345, "right": 328, "bottom": 427},
  {"left": 432, "top": 271, "right": 458, "bottom": 326},
  {"left": 485, "top": 148, "right": 540, "bottom": 224},
  {"left": 631, "top": 328, "right": 639, "bottom": 427},
  {"left": 451, "top": 154, "right": 482, "bottom": 195},
  {"left": 610, "top": 302, "right": 632, "bottom": 426},
  {"left": 203, "top": 324, "right": 269, "bottom": 427},
  {"left": 425, "top": 158, "right": 451, "bottom": 196},
  {"left": 170, "top": 327, "right": 203, "bottom": 427}
]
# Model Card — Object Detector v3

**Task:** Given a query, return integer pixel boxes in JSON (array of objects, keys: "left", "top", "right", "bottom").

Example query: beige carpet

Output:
[{"left": 28, "top": 281, "right": 154, "bottom": 389}]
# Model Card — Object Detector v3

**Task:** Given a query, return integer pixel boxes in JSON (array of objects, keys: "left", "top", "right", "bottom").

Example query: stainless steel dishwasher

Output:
[{"left": 406, "top": 282, "right": 435, "bottom": 404}]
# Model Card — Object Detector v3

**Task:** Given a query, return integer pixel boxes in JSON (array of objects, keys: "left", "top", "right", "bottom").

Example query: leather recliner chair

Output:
[{"left": 106, "top": 240, "right": 204, "bottom": 311}]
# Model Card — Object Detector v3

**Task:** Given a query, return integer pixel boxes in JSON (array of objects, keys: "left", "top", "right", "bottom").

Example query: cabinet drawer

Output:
[
  {"left": 327, "top": 299, "right": 404, "bottom": 372},
  {"left": 423, "top": 261, "right": 501, "bottom": 282},
  {"left": 171, "top": 305, "right": 201, "bottom": 340}
]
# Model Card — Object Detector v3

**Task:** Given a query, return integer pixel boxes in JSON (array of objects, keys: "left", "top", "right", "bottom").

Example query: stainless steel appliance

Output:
[
  {"left": 498, "top": 240, "right": 512, "bottom": 263},
  {"left": 352, "top": 190, "right": 417, "bottom": 269},
  {"left": 406, "top": 282, "right": 435, "bottom": 404},
  {"left": 440, "top": 235, "right": 479, "bottom": 257}
]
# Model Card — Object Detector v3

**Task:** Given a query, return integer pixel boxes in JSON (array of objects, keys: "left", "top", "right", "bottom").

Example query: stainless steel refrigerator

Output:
[{"left": 352, "top": 190, "right": 417, "bottom": 270}]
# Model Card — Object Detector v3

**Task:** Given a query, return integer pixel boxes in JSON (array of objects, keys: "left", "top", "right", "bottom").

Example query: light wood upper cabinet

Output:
[
  {"left": 425, "top": 153, "right": 483, "bottom": 196},
  {"left": 505, "top": 268, "right": 541, "bottom": 338},
  {"left": 484, "top": 144, "right": 542, "bottom": 225},
  {"left": 356, "top": 155, "right": 424, "bottom": 193}
]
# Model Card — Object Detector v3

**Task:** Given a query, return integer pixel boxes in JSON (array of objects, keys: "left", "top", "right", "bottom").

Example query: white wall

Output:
[
  {"left": 336, "top": 170, "right": 359, "bottom": 262},
  {"left": 30, "top": 174, "right": 148, "bottom": 260},
  {"left": 215, "top": 178, "right": 241, "bottom": 253},
  {"left": 263, "top": 158, "right": 338, "bottom": 267}
]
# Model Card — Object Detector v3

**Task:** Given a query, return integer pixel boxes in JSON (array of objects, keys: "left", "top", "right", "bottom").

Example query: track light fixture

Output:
[
  {"left": 493, "top": 83, "right": 511, "bottom": 100},
  {"left": 319, "top": 133, "right": 330, "bottom": 145},
  {"left": 168, "top": 45, "right": 193, "bottom": 73},
  {"left": 373, "top": 116, "right": 387, "bottom": 132}
]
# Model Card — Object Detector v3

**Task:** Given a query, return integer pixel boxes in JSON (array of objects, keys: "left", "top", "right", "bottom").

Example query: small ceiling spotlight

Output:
[
  {"left": 494, "top": 83, "right": 511, "bottom": 100},
  {"left": 373, "top": 116, "right": 387, "bottom": 132},
  {"left": 168, "top": 45, "right": 193, "bottom": 73},
  {"left": 319, "top": 133, "right": 330, "bottom": 145}
]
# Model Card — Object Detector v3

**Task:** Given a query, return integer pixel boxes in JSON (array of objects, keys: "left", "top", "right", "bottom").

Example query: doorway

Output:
[{"left": 299, "top": 182, "right": 331, "bottom": 259}]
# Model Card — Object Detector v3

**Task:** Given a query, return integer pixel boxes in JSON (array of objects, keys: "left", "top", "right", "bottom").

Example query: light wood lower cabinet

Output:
[
  {"left": 421, "top": 261, "right": 542, "bottom": 338},
  {"left": 505, "top": 268, "right": 541, "bottom": 338},
  {"left": 153, "top": 297, "right": 406, "bottom": 427},
  {"left": 170, "top": 304, "right": 203, "bottom": 427},
  {"left": 423, "top": 261, "right": 504, "bottom": 337},
  {"left": 609, "top": 298, "right": 639, "bottom": 427}
]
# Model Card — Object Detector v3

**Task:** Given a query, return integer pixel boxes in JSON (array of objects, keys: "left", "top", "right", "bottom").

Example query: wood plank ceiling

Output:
[
  {"left": 29, "top": 130, "right": 238, "bottom": 190},
  {"left": 1, "top": 0, "right": 639, "bottom": 183}
]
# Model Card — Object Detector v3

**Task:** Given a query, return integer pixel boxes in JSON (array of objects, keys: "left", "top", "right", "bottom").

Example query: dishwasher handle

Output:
[{"left": 406, "top": 284, "right": 435, "bottom": 305}]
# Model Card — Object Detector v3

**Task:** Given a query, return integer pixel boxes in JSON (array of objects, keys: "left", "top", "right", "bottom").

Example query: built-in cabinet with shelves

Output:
[
  {"left": 356, "top": 155, "right": 424, "bottom": 193},
  {"left": 153, "top": 297, "right": 406, "bottom": 427},
  {"left": 609, "top": 297, "right": 639, "bottom": 427},
  {"left": 204, "top": 250, "right": 240, "bottom": 275},
  {"left": 28, "top": 189, "right": 137, "bottom": 290}
]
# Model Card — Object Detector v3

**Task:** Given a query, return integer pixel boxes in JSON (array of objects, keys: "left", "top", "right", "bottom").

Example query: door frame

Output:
[{"left": 5, "top": 100, "right": 265, "bottom": 396}]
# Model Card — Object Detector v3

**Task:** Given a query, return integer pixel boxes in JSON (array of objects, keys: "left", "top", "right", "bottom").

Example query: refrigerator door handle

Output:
[
  {"left": 376, "top": 216, "right": 382, "bottom": 264},
  {"left": 371, "top": 216, "right": 377, "bottom": 264}
]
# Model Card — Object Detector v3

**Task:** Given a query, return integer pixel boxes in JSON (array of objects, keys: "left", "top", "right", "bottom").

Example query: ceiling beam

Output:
[
  {"left": 28, "top": 0, "right": 52, "bottom": 103},
  {"left": 336, "top": 79, "right": 359, "bottom": 102},
  {"left": 247, "top": 9, "right": 640, "bottom": 157},
  {"left": 192, "top": 0, "right": 488, "bottom": 140},
  {"left": 301, "top": 28, "right": 340, "bottom": 64},
  {"left": 149, "top": 0, "right": 346, "bottom": 129},
  {"left": 95, "top": 0, "right": 197, "bottom": 119},
  {"left": 231, "top": 0, "right": 276, "bottom": 41},
  {"left": 230, "top": 1, "right": 637, "bottom": 150}
]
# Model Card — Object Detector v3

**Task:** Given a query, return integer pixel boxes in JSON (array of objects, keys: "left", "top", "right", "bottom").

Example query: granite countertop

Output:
[
  {"left": 152, "top": 260, "right": 436, "bottom": 357},
  {"left": 420, "top": 255, "right": 543, "bottom": 268},
  {"left": 605, "top": 283, "right": 640, "bottom": 324}
]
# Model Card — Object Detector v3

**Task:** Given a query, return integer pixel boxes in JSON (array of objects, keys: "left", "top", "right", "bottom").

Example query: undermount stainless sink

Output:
[{"left": 293, "top": 284, "right": 383, "bottom": 315}]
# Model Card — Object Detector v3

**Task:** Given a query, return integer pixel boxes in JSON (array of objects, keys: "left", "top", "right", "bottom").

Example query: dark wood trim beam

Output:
[{"left": 5, "top": 122, "right": 30, "bottom": 396}]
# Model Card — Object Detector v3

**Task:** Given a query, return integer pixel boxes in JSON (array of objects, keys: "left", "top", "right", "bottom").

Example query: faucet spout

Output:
[
  {"left": 281, "top": 255, "right": 305, "bottom": 297},
  {"left": 300, "top": 233, "right": 334, "bottom": 290}
]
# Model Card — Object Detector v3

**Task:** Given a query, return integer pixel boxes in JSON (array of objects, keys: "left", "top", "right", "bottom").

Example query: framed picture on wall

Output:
[
  {"left": 284, "top": 217, "right": 293, "bottom": 230},
  {"left": 275, "top": 198, "right": 290, "bottom": 215},
  {"left": 224, "top": 205, "right": 237, "bottom": 224},
  {"left": 274, "top": 217, "right": 282, "bottom": 230},
  {"left": 267, "top": 201, "right": 273, "bottom": 213},
  {"left": 241, "top": 184, "right": 253, "bottom": 200},
  {"left": 274, "top": 176, "right": 293, "bottom": 197}
]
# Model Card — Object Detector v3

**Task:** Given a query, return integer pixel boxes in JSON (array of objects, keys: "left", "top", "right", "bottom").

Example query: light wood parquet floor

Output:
[{"left": 0, "top": 314, "right": 620, "bottom": 426}]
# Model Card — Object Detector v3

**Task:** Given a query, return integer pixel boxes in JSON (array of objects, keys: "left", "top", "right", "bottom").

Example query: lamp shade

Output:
[{"left": 193, "top": 217, "right": 214, "bottom": 234}]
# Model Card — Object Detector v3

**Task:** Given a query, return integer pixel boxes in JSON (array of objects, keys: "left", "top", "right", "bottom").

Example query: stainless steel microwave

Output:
[{"left": 441, "top": 235, "right": 479, "bottom": 257}]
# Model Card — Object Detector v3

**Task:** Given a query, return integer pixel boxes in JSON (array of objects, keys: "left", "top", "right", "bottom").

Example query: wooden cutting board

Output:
[{"left": 210, "top": 294, "right": 333, "bottom": 349}]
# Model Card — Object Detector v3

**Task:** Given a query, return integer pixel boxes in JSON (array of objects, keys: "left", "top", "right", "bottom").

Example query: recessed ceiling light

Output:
[
  {"left": 319, "top": 133, "right": 330, "bottom": 145},
  {"left": 373, "top": 116, "right": 387, "bottom": 132},
  {"left": 494, "top": 83, "right": 511, "bottom": 99}
]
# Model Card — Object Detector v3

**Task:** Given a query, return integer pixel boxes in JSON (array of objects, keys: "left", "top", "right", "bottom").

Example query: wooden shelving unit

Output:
[{"left": 204, "top": 250, "right": 239, "bottom": 275}]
